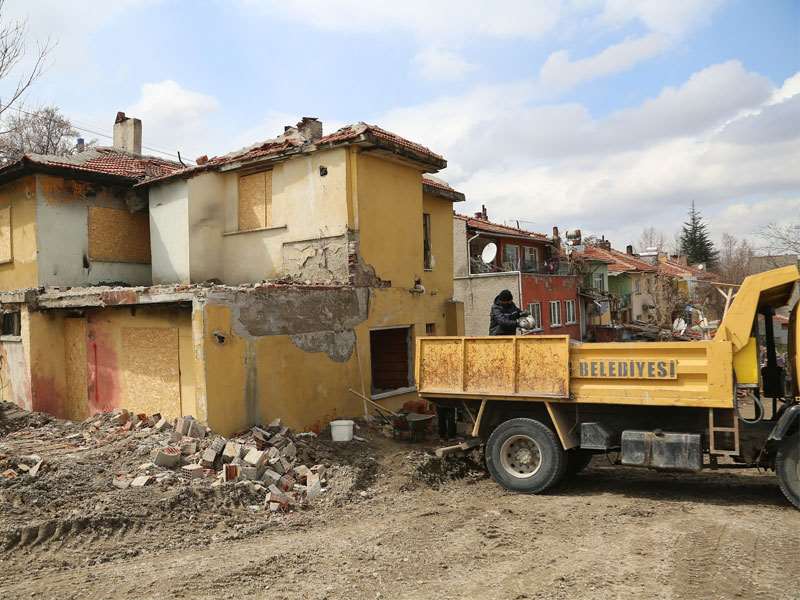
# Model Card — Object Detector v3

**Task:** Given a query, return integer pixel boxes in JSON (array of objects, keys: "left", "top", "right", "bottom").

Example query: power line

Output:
[{"left": 2, "top": 104, "right": 196, "bottom": 164}]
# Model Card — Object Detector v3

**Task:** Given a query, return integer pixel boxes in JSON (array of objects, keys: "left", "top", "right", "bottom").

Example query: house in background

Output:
[
  {"left": 453, "top": 209, "right": 580, "bottom": 338},
  {"left": 571, "top": 241, "right": 656, "bottom": 324},
  {"left": 0, "top": 113, "right": 464, "bottom": 434}
]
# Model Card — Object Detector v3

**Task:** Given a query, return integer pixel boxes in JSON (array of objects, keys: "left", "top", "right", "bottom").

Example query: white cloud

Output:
[
  {"left": 413, "top": 47, "right": 476, "bottom": 81},
  {"left": 1, "top": 0, "right": 159, "bottom": 74},
  {"left": 127, "top": 80, "right": 219, "bottom": 158},
  {"left": 243, "top": 0, "right": 563, "bottom": 41},
  {"left": 599, "top": 0, "right": 724, "bottom": 37},
  {"left": 539, "top": 33, "right": 668, "bottom": 92},
  {"left": 379, "top": 64, "right": 800, "bottom": 248}
]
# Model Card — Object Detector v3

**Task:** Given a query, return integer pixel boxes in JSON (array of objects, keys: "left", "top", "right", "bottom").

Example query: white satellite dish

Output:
[{"left": 481, "top": 242, "right": 498, "bottom": 264}]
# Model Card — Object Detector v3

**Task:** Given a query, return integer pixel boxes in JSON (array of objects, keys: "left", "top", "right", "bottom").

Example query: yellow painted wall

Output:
[
  {"left": 0, "top": 177, "right": 38, "bottom": 290},
  {"left": 355, "top": 153, "right": 424, "bottom": 288},
  {"left": 27, "top": 310, "right": 68, "bottom": 417},
  {"left": 422, "top": 191, "right": 455, "bottom": 299}
]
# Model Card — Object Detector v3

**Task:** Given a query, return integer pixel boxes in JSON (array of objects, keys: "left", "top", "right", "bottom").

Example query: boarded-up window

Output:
[
  {"left": 121, "top": 327, "right": 181, "bottom": 418},
  {"left": 370, "top": 327, "right": 412, "bottom": 394},
  {"left": 238, "top": 170, "right": 272, "bottom": 231},
  {"left": 0, "top": 204, "right": 11, "bottom": 264},
  {"left": 88, "top": 206, "right": 151, "bottom": 263}
]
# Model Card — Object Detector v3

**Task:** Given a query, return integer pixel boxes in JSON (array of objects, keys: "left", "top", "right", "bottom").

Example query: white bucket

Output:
[{"left": 330, "top": 419, "right": 355, "bottom": 442}]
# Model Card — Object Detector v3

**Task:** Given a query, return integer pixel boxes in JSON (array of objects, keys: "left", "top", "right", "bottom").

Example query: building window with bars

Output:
[
  {"left": 527, "top": 302, "right": 542, "bottom": 330},
  {"left": 565, "top": 299, "right": 576, "bottom": 324},
  {"left": 549, "top": 300, "right": 562, "bottom": 327}
]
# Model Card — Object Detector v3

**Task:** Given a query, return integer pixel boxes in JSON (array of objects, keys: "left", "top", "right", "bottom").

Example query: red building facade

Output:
[{"left": 458, "top": 210, "right": 581, "bottom": 338}]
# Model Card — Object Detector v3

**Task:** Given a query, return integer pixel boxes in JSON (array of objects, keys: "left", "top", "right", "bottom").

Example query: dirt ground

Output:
[{"left": 2, "top": 406, "right": 800, "bottom": 600}]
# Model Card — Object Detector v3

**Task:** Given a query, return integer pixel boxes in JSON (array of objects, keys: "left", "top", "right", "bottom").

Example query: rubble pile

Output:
[{"left": 96, "top": 410, "right": 329, "bottom": 511}]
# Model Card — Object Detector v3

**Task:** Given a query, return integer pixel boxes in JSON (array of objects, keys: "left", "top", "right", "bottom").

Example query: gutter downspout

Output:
[{"left": 467, "top": 232, "right": 481, "bottom": 276}]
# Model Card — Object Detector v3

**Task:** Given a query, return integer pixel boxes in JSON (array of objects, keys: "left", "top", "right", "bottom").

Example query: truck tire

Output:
[
  {"left": 485, "top": 418, "right": 566, "bottom": 493},
  {"left": 776, "top": 434, "right": 800, "bottom": 509},
  {"left": 565, "top": 449, "right": 594, "bottom": 477}
]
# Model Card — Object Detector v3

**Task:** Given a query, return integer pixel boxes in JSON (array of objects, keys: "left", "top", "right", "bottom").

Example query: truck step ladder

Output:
[{"left": 708, "top": 408, "right": 740, "bottom": 456}]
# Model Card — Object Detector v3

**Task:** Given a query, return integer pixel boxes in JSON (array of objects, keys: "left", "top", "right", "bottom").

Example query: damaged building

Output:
[{"left": 0, "top": 113, "right": 464, "bottom": 435}]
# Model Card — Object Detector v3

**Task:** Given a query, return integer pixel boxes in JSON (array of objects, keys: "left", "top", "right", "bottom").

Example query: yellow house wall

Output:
[
  {"left": 355, "top": 153, "right": 423, "bottom": 288},
  {"left": 422, "top": 191, "right": 455, "bottom": 299},
  {"left": 0, "top": 177, "right": 38, "bottom": 290},
  {"left": 27, "top": 310, "right": 68, "bottom": 417}
]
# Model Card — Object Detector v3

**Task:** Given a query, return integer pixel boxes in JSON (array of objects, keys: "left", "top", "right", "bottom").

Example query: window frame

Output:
[
  {"left": 0, "top": 310, "right": 21, "bottom": 340},
  {"left": 549, "top": 300, "right": 562, "bottom": 327},
  {"left": 502, "top": 243, "right": 520, "bottom": 271},
  {"left": 422, "top": 213, "right": 433, "bottom": 271},
  {"left": 521, "top": 246, "right": 538, "bottom": 272},
  {"left": 592, "top": 272, "right": 605, "bottom": 291},
  {"left": 527, "top": 302, "right": 543, "bottom": 331},
  {"left": 565, "top": 299, "right": 576, "bottom": 324}
]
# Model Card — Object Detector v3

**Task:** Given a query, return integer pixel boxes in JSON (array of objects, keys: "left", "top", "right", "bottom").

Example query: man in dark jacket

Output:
[{"left": 489, "top": 290, "right": 528, "bottom": 335}]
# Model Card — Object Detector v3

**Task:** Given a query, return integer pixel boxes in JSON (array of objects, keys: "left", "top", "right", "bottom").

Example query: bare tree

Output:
[
  {"left": 0, "top": 0, "right": 51, "bottom": 124},
  {"left": 638, "top": 227, "right": 666, "bottom": 252},
  {"left": 718, "top": 233, "right": 755, "bottom": 284},
  {"left": 650, "top": 272, "right": 686, "bottom": 328},
  {"left": 758, "top": 222, "right": 800, "bottom": 256},
  {"left": 0, "top": 105, "right": 90, "bottom": 162}
]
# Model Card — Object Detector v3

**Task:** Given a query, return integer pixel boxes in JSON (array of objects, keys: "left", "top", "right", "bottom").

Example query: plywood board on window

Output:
[
  {"left": 0, "top": 203, "right": 11, "bottom": 264},
  {"left": 121, "top": 327, "right": 181, "bottom": 419},
  {"left": 63, "top": 317, "right": 88, "bottom": 421},
  {"left": 237, "top": 170, "right": 272, "bottom": 231},
  {"left": 88, "top": 206, "right": 151, "bottom": 264}
]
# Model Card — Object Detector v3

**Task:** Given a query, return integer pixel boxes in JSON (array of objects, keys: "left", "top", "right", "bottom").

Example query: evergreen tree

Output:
[{"left": 679, "top": 202, "right": 719, "bottom": 267}]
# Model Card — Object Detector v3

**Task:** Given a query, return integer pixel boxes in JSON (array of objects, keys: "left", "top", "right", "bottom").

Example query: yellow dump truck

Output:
[{"left": 416, "top": 265, "right": 800, "bottom": 508}]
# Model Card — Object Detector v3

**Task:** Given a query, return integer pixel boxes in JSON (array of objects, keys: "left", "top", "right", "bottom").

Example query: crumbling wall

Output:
[{"left": 282, "top": 235, "right": 349, "bottom": 284}]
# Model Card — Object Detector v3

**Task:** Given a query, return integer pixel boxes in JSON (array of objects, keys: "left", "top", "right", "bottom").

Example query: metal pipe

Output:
[{"left": 467, "top": 232, "right": 481, "bottom": 276}]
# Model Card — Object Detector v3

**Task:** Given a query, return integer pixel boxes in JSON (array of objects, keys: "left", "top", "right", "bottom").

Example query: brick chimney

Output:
[
  {"left": 113, "top": 112, "right": 142, "bottom": 155},
  {"left": 297, "top": 117, "right": 322, "bottom": 142}
]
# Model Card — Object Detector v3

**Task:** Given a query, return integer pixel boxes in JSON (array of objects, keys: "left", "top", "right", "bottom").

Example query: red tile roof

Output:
[
  {"left": 657, "top": 257, "right": 714, "bottom": 279},
  {"left": 573, "top": 245, "right": 656, "bottom": 274},
  {"left": 138, "top": 122, "right": 447, "bottom": 188},
  {"left": 455, "top": 213, "right": 550, "bottom": 242},
  {"left": 422, "top": 175, "right": 465, "bottom": 202},
  {"left": 1, "top": 147, "right": 183, "bottom": 182}
]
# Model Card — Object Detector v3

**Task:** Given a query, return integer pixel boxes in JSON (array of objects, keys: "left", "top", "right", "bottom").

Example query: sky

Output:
[{"left": 2, "top": 0, "right": 799, "bottom": 251}]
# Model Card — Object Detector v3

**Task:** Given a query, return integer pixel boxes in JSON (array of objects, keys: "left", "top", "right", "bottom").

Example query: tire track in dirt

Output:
[{"left": 671, "top": 520, "right": 800, "bottom": 600}]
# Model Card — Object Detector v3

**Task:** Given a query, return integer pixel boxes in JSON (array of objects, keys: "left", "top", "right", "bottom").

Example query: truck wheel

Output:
[
  {"left": 565, "top": 449, "right": 594, "bottom": 477},
  {"left": 485, "top": 418, "right": 566, "bottom": 493},
  {"left": 776, "top": 434, "right": 800, "bottom": 509}
]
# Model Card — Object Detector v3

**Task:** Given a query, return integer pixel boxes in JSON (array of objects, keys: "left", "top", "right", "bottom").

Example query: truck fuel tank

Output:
[{"left": 621, "top": 430, "right": 702, "bottom": 472}]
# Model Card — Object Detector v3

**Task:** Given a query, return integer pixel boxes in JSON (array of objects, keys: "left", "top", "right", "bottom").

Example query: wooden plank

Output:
[
  {"left": 237, "top": 171, "right": 271, "bottom": 231},
  {"left": 88, "top": 206, "right": 151, "bottom": 264},
  {"left": 121, "top": 327, "right": 181, "bottom": 419}
]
